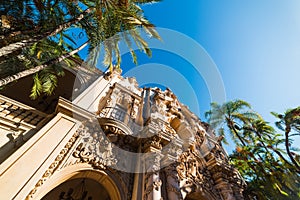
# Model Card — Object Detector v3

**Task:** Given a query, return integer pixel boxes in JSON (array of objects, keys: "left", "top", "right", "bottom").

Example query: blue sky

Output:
[
  {"left": 120, "top": 0, "right": 300, "bottom": 149},
  {"left": 121, "top": 1, "right": 300, "bottom": 122},
  {"left": 81, "top": 1, "right": 300, "bottom": 149}
]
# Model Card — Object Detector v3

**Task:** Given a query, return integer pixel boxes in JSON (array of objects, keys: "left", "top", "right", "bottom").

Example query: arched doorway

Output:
[
  {"left": 42, "top": 178, "right": 110, "bottom": 200},
  {"left": 31, "top": 164, "right": 124, "bottom": 200}
]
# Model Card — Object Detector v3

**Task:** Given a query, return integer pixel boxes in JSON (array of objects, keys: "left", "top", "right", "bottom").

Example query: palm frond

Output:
[{"left": 30, "top": 73, "right": 42, "bottom": 99}]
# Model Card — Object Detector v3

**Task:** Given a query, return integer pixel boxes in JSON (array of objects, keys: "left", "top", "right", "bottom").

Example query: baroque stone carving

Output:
[
  {"left": 164, "top": 163, "right": 183, "bottom": 199},
  {"left": 144, "top": 172, "right": 162, "bottom": 200},
  {"left": 130, "top": 98, "right": 140, "bottom": 119},
  {"left": 26, "top": 122, "right": 119, "bottom": 200},
  {"left": 177, "top": 148, "right": 218, "bottom": 197},
  {"left": 106, "top": 88, "right": 120, "bottom": 108},
  {"left": 1, "top": 66, "right": 247, "bottom": 200},
  {"left": 72, "top": 124, "right": 117, "bottom": 169},
  {"left": 153, "top": 179, "right": 163, "bottom": 191},
  {"left": 102, "top": 125, "right": 125, "bottom": 135}
]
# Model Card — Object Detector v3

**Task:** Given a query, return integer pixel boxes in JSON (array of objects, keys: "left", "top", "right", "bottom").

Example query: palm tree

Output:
[
  {"left": 0, "top": 40, "right": 88, "bottom": 98},
  {"left": 206, "top": 100, "right": 300, "bottom": 199},
  {"left": 272, "top": 107, "right": 300, "bottom": 172},
  {"left": 0, "top": 0, "right": 160, "bottom": 58},
  {"left": 205, "top": 99, "right": 260, "bottom": 146},
  {"left": 242, "top": 118, "right": 298, "bottom": 170},
  {"left": 0, "top": 0, "right": 161, "bottom": 98},
  {"left": 0, "top": 8, "right": 92, "bottom": 57},
  {"left": 0, "top": 0, "right": 85, "bottom": 56}
]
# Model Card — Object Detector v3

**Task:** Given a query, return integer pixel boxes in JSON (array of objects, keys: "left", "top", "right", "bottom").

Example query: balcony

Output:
[{"left": 98, "top": 107, "right": 142, "bottom": 135}]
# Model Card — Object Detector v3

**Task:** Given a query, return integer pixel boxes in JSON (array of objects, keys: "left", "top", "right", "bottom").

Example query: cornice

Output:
[{"left": 55, "top": 97, "right": 95, "bottom": 121}]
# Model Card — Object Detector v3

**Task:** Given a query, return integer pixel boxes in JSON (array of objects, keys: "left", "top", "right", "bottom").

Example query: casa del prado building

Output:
[{"left": 0, "top": 65, "right": 245, "bottom": 200}]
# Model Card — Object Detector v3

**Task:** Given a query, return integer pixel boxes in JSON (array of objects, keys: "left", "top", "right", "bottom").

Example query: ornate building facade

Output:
[{"left": 0, "top": 67, "right": 245, "bottom": 200}]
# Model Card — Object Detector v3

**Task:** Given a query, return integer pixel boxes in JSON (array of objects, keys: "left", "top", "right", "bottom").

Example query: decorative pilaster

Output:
[
  {"left": 141, "top": 124, "right": 163, "bottom": 200},
  {"left": 143, "top": 153, "right": 163, "bottom": 200},
  {"left": 160, "top": 137, "right": 183, "bottom": 200},
  {"left": 163, "top": 162, "right": 183, "bottom": 200}
]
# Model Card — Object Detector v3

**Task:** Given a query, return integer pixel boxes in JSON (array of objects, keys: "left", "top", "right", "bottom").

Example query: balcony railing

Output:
[{"left": 98, "top": 107, "right": 142, "bottom": 134}]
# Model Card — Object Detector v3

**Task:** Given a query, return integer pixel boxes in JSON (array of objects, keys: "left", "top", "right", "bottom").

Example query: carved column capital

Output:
[{"left": 143, "top": 134, "right": 163, "bottom": 153}]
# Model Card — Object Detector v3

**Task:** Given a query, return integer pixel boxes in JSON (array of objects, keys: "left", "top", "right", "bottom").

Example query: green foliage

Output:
[
  {"left": 30, "top": 65, "right": 64, "bottom": 99},
  {"left": 30, "top": 73, "right": 42, "bottom": 99},
  {"left": 205, "top": 100, "right": 260, "bottom": 145},
  {"left": 272, "top": 107, "right": 300, "bottom": 172},
  {"left": 0, "top": 0, "right": 161, "bottom": 98},
  {"left": 206, "top": 100, "right": 300, "bottom": 199}
]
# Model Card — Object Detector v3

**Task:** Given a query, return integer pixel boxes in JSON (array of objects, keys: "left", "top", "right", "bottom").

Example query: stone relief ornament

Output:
[
  {"left": 123, "top": 93, "right": 133, "bottom": 107},
  {"left": 103, "top": 125, "right": 125, "bottom": 136},
  {"left": 153, "top": 179, "right": 163, "bottom": 191},
  {"left": 177, "top": 147, "right": 218, "bottom": 196},
  {"left": 106, "top": 88, "right": 120, "bottom": 108},
  {"left": 144, "top": 171, "right": 162, "bottom": 200},
  {"left": 211, "top": 143, "right": 229, "bottom": 163},
  {"left": 130, "top": 98, "right": 140, "bottom": 119},
  {"left": 119, "top": 77, "right": 142, "bottom": 94},
  {"left": 72, "top": 124, "right": 117, "bottom": 169},
  {"left": 164, "top": 163, "right": 183, "bottom": 198}
]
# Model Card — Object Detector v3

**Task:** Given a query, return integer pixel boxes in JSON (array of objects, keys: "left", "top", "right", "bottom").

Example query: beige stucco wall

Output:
[
  {"left": 0, "top": 113, "right": 79, "bottom": 200},
  {"left": 73, "top": 74, "right": 116, "bottom": 112}
]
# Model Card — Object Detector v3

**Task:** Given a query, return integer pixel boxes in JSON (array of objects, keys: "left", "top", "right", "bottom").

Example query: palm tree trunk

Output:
[
  {"left": 0, "top": 8, "right": 93, "bottom": 58},
  {"left": 249, "top": 126, "right": 296, "bottom": 169},
  {"left": 285, "top": 126, "right": 300, "bottom": 172},
  {"left": 0, "top": 41, "right": 88, "bottom": 87},
  {"left": 229, "top": 124, "right": 247, "bottom": 146}
]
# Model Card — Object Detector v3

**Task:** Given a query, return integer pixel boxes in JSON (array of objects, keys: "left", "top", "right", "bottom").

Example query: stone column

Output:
[
  {"left": 143, "top": 152, "right": 163, "bottom": 200},
  {"left": 163, "top": 162, "right": 183, "bottom": 200},
  {"left": 141, "top": 128, "right": 164, "bottom": 200},
  {"left": 143, "top": 88, "right": 151, "bottom": 121},
  {"left": 161, "top": 138, "right": 183, "bottom": 200}
]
